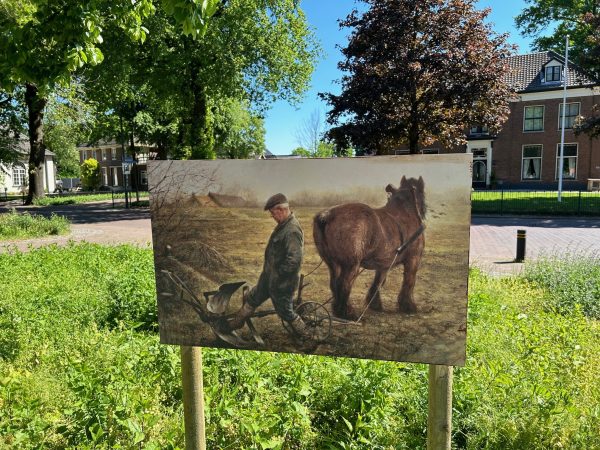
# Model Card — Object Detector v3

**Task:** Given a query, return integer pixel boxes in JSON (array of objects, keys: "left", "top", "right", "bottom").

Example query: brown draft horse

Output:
[{"left": 313, "top": 176, "right": 426, "bottom": 319}]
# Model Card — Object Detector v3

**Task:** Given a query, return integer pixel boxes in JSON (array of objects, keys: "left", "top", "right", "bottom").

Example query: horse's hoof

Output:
[
  {"left": 398, "top": 303, "right": 418, "bottom": 314},
  {"left": 368, "top": 302, "right": 383, "bottom": 312}
]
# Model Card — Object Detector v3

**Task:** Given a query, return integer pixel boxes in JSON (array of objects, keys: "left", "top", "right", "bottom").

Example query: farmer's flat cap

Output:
[{"left": 264, "top": 193, "right": 288, "bottom": 210}]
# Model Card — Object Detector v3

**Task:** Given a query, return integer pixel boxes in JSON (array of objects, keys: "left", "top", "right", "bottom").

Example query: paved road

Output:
[{"left": 2, "top": 201, "right": 600, "bottom": 275}]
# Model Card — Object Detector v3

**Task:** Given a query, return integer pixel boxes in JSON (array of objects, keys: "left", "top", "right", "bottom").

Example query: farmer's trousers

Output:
[{"left": 246, "top": 271, "right": 297, "bottom": 322}]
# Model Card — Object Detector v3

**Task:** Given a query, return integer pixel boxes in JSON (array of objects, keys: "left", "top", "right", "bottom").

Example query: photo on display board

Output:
[{"left": 148, "top": 154, "right": 471, "bottom": 365}]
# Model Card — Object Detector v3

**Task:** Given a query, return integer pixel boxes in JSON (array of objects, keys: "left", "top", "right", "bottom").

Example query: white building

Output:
[{"left": 0, "top": 141, "right": 57, "bottom": 194}]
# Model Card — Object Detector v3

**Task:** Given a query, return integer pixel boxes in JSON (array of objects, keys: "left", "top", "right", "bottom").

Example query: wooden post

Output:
[
  {"left": 181, "top": 346, "right": 206, "bottom": 450},
  {"left": 427, "top": 364, "right": 453, "bottom": 450}
]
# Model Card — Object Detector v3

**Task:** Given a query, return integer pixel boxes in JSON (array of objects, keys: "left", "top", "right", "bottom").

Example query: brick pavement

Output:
[
  {"left": 470, "top": 216, "right": 600, "bottom": 275},
  {"left": 2, "top": 201, "right": 600, "bottom": 275}
]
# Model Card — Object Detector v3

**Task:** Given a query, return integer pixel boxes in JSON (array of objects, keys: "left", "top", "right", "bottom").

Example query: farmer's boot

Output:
[
  {"left": 226, "top": 303, "right": 255, "bottom": 330},
  {"left": 289, "top": 316, "right": 312, "bottom": 340}
]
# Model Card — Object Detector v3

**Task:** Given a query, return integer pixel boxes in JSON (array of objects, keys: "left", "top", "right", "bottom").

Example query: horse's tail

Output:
[{"left": 312, "top": 209, "right": 330, "bottom": 256}]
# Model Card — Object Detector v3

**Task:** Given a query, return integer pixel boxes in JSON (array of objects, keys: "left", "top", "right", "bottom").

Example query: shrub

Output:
[{"left": 80, "top": 158, "right": 101, "bottom": 190}]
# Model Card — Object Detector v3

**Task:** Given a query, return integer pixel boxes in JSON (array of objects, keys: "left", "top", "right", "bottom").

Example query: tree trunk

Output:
[
  {"left": 25, "top": 83, "right": 48, "bottom": 205},
  {"left": 189, "top": 56, "right": 214, "bottom": 159},
  {"left": 408, "top": 88, "right": 420, "bottom": 154}
]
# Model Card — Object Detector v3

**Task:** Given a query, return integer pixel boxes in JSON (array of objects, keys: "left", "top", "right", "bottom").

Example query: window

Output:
[
  {"left": 102, "top": 149, "right": 108, "bottom": 161},
  {"left": 140, "top": 170, "right": 148, "bottom": 185},
  {"left": 556, "top": 144, "right": 578, "bottom": 179},
  {"left": 558, "top": 102, "right": 580, "bottom": 129},
  {"left": 469, "top": 125, "right": 488, "bottom": 135},
  {"left": 522, "top": 145, "right": 542, "bottom": 180},
  {"left": 12, "top": 166, "right": 26, "bottom": 186},
  {"left": 473, "top": 161, "right": 486, "bottom": 182},
  {"left": 111, "top": 148, "right": 118, "bottom": 160},
  {"left": 472, "top": 148, "right": 487, "bottom": 158},
  {"left": 545, "top": 65, "right": 562, "bottom": 82},
  {"left": 524, "top": 105, "right": 544, "bottom": 132}
]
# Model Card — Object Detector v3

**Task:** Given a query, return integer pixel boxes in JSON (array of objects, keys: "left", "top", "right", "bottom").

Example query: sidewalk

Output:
[
  {"left": 470, "top": 216, "right": 600, "bottom": 275},
  {"left": 2, "top": 202, "right": 600, "bottom": 275}
]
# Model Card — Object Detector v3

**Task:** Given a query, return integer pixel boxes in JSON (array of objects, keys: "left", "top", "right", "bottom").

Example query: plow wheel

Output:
[{"left": 283, "top": 301, "right": 332, "bottom": 343}]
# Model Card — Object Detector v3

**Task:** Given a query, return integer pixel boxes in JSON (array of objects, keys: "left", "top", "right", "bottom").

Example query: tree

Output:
[
  {"left": 295, "top": 109, "right": 325, "bottom": 155},
  {"left": 80, "top": 158, "right": 101, "bottom": 190},
  {"left": 213, "top": 98, "right": 266, "bottom": 159},
  {"left": 0, "top": 88, "right": 26, "bottom": 166},
  {"left": 575, "top": 10, "right": 600, "bottom": 138},
  {"left": 0, "top": 0, "right": 155, "bottom": 203},
  {"left": 44, "top": 86, "right": 94, "bottom": 177},
  {"left": 321, "top": 0, "right": 514, "bottom": 155},
  {"left": 291, "top": 147, "right": 311, "bottom": 157},
  {"left": 515, "top": 0, "right": 599, "bottom": 66},
  {"left": 83, "top": 1, "right": 318, "bottom": 161}
]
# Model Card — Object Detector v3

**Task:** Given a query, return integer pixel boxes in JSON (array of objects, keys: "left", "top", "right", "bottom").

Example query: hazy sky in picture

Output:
[
  {"left": 264, "top": 0, "right": 537, "bottom": 155},
  {"left": 150, "top": 154, "right": 472, "bottom": 205}
]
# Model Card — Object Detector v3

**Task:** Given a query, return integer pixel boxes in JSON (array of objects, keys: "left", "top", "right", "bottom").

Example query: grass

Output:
[
  {"left": 0, "top": 210, "right": 70, "bottom": 240},
  {"left": 33, "top": 192, "right": 149, "bottom": 206},
  {"left": 471, "top": 190, "right": 600, "bottom": 215},
  {"left": 0, "top": 243, "right": 598, "bottom": 449}
]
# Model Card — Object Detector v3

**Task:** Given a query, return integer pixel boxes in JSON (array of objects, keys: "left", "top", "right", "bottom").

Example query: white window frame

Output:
[
  {"left": 523, "top": 105, "right": 545, "bottom": 132},
  {"left": 111, "top": 148, "right": 117, "bottom": 161},
  {"left": 12, "top": 165, "right": 27, "bottom": 186},
  {"left": 101, "top": 167, "right": 108, "bottom": 185},
  {"left": 521, "top": 144, "right": 543, "bottom": 181},
  {"left": 558, "top": 102, "right": 580, "bottom": 130},
  {"left": 102, "top": 149, "right": 108, "bottom": 161},
  {"left": 555, "top": 143, "right": 578, "bottom": 180}
]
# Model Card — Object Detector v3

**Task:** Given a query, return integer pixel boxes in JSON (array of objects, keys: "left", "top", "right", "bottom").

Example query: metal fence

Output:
[{"left": 471, "top": 190, "right": 600, "bottom": 216}]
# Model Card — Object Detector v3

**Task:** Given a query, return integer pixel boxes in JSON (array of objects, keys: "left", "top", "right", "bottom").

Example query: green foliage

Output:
[
  {"left": 0, "top": 210, "right": 69, "bottom": 240},
  {"left": 80, "top": 158, "right": 101, "bottom": 190},
  {"left": 0, "top": 245, "right": 598, "bottom": 448},
  {"left": 291, "top": 146, "right": 311, "bottom": 157},
  {"left": 523, "top": 252, "right": 600, "bottom": 319},
  {"left": 44, "top": 86, "right": 94, "bottom": 178}
]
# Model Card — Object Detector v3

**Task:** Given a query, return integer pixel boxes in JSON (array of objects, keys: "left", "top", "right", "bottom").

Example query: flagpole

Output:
[{"left": 558, "top": 35, "right": 569, "bottom": 202}]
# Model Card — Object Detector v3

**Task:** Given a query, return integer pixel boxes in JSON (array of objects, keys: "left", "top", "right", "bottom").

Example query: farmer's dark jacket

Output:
[{"left": 263, "top": 213, "right": 304, "bottom": 294}]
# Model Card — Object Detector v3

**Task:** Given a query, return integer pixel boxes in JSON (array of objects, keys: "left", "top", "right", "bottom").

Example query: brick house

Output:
[
  {"left": 77, "top": 140, "right": 157, "bottom": 190},
  {"left": 470, "top": 51, "right": 600, "bottom": 189},
  {"left": 393, "top": 51, "right": 599, "bottom": 190}
]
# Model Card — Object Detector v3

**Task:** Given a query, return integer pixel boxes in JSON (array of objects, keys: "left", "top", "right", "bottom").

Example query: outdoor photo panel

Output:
[{"left": 149, "top": 155, "right": 471, "bottom": 365}]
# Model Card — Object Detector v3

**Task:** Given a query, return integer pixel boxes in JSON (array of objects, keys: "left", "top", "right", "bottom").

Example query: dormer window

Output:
[{"left": 545, "top": 65, "right": 562, "bottom": 82}]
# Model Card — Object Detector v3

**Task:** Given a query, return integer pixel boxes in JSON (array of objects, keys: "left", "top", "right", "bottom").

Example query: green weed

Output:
[
  {"left": 0, "top": 210, "right": 70, "bottom": 240},
  {"left": 0, "top": 245, "right": 598, "bottom": 449},
  {"left": 523, "top": 251, "right": 600, "bottom": 319}
]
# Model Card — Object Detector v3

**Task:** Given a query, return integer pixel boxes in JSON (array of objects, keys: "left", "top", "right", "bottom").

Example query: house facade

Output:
[
  {"left": 0, "top": 140, "right": 56, "bottom": 194},
  {"left": 77, "top": 140, "right": 157, "bottom": 190},
  {"left": 469, "top": 51, "right": 600, "bottom": 189}
]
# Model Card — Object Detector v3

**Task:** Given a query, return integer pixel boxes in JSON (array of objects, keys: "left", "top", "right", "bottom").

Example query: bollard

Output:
[{"left": 515, "top": 229, "right": 526, "bottom": 262}]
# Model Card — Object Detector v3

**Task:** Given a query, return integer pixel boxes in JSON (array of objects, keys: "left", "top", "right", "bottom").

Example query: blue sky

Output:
[{"left": 264, "top": 0, "right": 537, "bottom": 155}]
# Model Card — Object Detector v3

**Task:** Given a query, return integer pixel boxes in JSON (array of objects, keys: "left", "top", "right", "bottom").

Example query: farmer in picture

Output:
[{"left": 225, "top": 193, "right": 310, "bottom": 338}]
